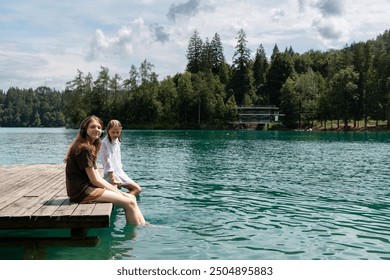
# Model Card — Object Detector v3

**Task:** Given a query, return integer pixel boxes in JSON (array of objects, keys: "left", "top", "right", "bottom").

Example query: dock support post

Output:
[{"left": 71, "top": 228, "right": 88, "bottom": 239}]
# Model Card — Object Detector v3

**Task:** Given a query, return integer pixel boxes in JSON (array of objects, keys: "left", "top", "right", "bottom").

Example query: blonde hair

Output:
[{"left": 106, "top": 119, "right": 123, "bottom": 143}]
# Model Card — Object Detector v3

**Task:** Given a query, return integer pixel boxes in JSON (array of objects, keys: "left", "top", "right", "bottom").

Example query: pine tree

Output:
[
  {"left": 210, "top": 33, "right": 226, "bottom": 75},
  {"left": 231, "top": 28, "right": 255, "bottom": 105},
  {"left": 265, "top": 50, "right": 294, "bottom": 107},
  {"left": 253, "top": 44, "right": 269, "bottom": 104},
  {"left": 186, "top": 30, "right": 203, "bottom": 73}
]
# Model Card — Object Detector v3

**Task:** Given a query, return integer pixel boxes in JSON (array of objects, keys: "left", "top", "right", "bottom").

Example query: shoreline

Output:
[
  {"left": 311, "top": 124, "right": 390, "bottom": 133},
  {"left": 1, "top": 124, "right": 390, "bottom": 132},
  {"left": 266, "top": 123, "right": 390, "bottom": 133}
]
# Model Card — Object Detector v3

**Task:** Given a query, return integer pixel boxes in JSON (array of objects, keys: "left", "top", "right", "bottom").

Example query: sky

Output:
[{"left": 0, "top": 0, "right": 389, "bottom": 91}]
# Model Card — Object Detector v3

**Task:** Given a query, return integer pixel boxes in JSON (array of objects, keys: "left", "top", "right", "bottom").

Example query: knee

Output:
[
  {"left": 131, "top": 183, "right": 142, "bottom": 196},
  {"left": 126, "top": 195, "right": 137, "bottom": 207}
]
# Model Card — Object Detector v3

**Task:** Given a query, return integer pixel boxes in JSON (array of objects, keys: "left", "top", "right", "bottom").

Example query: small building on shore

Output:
[{"left": 231, "top": 106, "right": 285, "bottom": 129}]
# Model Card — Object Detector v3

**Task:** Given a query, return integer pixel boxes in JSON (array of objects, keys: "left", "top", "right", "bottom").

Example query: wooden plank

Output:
[
  {"left": 57, "top": 187, "right": 68, "bottom": 197},
  {"left": 29, "top": 196, "right": 67, "bottom": 217},
  {"left": 0, "top": 164, "right": 112, "bottom": 231},
  {"left": 1, "top": 172, "right": 66, "bottom": 217},
  {"left": 72, "top": 203, "right": 96, "bottom": 216},
  {"left": 27, "top": 166, "right": 65, "bottom": 197},
  {"left": 92, "top": 203, "right": 113, "bottom": 216},
  {"left": 21, "top": 165, "right": 63, "bottom": 195},
  {"left": 0, "top": 166, "right": 44, "bottom": 207},
  {"left": 0, "top": 164, "right": 62, "bottom": 208},
  {"left": 0, "top": 165, "right": 37, "bottom": 186},
  {"left": 0, "top": 196, "right": 43, "bottom": 216},
  {"left": 51, "top": 198, "right": 79, "bottom": 217},
  {"left": 21, "top": 171, "right": 68, "bottom": 217}
]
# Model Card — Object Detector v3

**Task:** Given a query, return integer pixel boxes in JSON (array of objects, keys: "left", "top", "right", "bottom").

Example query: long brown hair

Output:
[
  {"left": 64, "top": 115, "right": 104, "bottom": 164},
  {"left": 106, "top": 119, "right": 122, "bottom": 143}
]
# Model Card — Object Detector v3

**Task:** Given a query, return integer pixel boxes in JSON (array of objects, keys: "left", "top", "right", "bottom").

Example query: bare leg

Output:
[
  {"left": 94, "top": 190, "right": 145, "bottom": 225},
  {"left": 123, "top": 181, "right": 142, "bottom": 196}
]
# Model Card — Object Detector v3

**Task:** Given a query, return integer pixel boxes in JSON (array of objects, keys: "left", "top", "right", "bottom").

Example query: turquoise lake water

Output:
[{"left": 1, "top": 127, "right": 390, "bottom": 260}]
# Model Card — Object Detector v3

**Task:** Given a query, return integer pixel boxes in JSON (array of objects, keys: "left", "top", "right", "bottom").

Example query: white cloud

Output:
[
  {"left": 0, "top": 0, "right": 390, "bottom": 91},
  {"left": 312, "top": 16, "right": 352, "bottom": 48},
  {"left": 0, "top": 43, "right": 86, "bottom": 90},
  {"left": 271, "top": 9, "right": 286, "bottom": 22},
  {"left": 86, "top": 27, "right": 135, "bottom": 61}
]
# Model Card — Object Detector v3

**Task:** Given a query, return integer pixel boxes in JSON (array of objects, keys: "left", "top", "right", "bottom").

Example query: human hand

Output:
[
  {"left": 111, "top": 179, "right": 122, "bottom": 186},
  {"left": 107, "top": 176, "right": 121, "bottom": 186}
]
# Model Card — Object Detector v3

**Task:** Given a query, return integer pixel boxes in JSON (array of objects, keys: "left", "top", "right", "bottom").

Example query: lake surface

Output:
[{"left": 1, "top": 127, "right": 390, "bottom": 260}]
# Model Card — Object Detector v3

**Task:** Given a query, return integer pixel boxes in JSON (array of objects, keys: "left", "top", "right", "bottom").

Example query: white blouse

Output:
[{"left": 99, "top": 137, "right": 134, "bottom": 185}]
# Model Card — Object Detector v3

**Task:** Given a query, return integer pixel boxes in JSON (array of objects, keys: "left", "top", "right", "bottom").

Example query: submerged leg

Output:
[{"left": 94, "top": 190, "right": 145, "bottom": 225}]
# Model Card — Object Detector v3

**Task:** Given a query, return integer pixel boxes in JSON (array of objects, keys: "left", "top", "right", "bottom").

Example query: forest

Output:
[{"left": 0, "top": 28, "right": 389, "bottom": 130}]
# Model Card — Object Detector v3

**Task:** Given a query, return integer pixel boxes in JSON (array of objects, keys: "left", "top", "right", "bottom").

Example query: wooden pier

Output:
[{"left": 0, "top": 164, "right": 112, "bottom": 244}]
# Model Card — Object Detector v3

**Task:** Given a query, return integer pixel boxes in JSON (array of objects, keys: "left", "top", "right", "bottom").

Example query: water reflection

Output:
[{"left": 1, "top": 129, "right": 390, "bottom": 259}]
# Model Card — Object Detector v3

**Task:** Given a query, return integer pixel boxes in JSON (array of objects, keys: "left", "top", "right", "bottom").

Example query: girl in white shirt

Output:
[{"left": 99, "top": 120, "right": 142, "bottom": 196}]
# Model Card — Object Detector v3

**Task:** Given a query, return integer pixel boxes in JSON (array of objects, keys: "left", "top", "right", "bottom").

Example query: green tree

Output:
[
  {"left": 64, "top": 70, "right": 88, "bottom": 126},
  {"left": 157, "top": 77, "right": 179, "bottom": 126},
  {"left": 224, "top": 95, "right": 238, "bottom": 123},
  {"left": 200, "top": 38, "right": 213, "bottom": 72},
  {"left": 329, "top": 66, "right": 359, "bottom": 130},
  {"left": 210, "top": 33, "right": 226, "bottom": 75},
  {"left": 125, "top": 60, "right": 161, "bottom": 127},
  {"left": 301, "top": 50, "right": 331, "bottom": 77},
  {"left": 123, "top": 65, "right": 139, "bottom": 91},
  {"left": 121, "top": 65, "right": 139, "bottom": 124},
  {"left": 371, "top": 31, "right": 390, "bottom": 127},
  {"left": 177, "top": 72, "right": 196, "bottom": 125},
  {"left": 0, "top": 87, "right": 64, "bottom": 127},
  {"left": 280, "top": 77, "right": 300, "bottom": 128},
  {"left": 294, "top": 70, "right": 324, "bottom": 128},
  {"left": 349, "top": 42, "right": 371, "bottom": 127},
  {"left": 93, "top": 66, "right": 110, "bottom": 120},
  {"left": 191, "top": 72, "right": 209, "bottom": 125},
  {"left": 253, "top": 44, "right": 269, "bottom": 104},
  {"left": 231, "top": 28, "right": 255, "bottom": 105},
  {"left": 109, "top": 73, "right": 123, "bottom": 120},
  {"left": 35, "top": 86, "right": 63, "bottom": 126},
  {"left": 84, "top": 73, "right": 94, "bottom": 113},
  {"left": 186, "top": 30, "right": 203, "bottom": 73},
  {"left": 266, "top": 50, "right": 294, "bottom": 107}
]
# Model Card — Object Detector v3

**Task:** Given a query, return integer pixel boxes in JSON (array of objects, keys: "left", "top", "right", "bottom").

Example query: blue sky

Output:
[{"left": 0, "top": 0, "right": 389, "bottom": 91}]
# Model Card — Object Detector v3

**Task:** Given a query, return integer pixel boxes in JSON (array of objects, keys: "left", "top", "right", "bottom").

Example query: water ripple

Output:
[{"left": 1, "top": 129, "right": 390, "bottom": 259}]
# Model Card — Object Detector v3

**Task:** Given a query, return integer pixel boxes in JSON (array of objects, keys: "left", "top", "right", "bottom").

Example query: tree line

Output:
[{"left": 0, "top": 29, "right": 389, "bottom": 129}]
